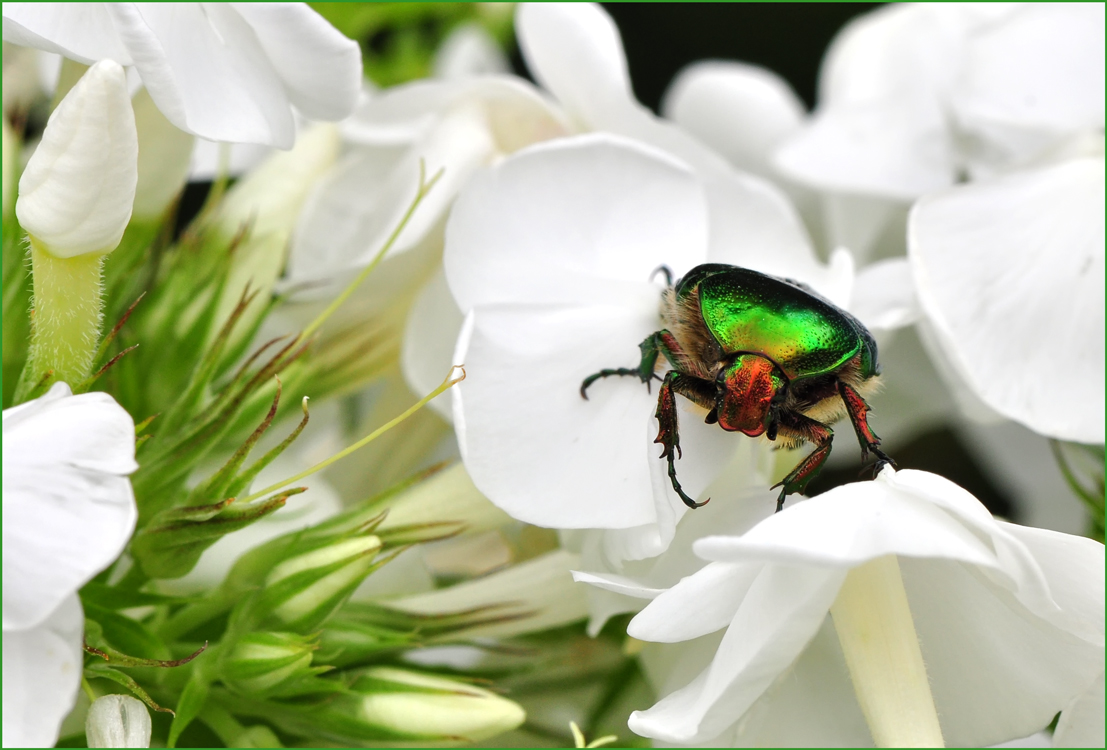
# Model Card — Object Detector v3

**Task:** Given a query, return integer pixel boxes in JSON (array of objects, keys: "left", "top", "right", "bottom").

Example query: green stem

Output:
[
  {"left": 299, "top": 161, "right": 443, "bottom": 341},
  {"left": 830, "top": 554, "right": 944, "bottom": 748},
  {"left": 239, "top": 365, "right": 464, "bottom": 503},
  {"left": 26, "top": 238, "right": 104, "bottom": 389}
]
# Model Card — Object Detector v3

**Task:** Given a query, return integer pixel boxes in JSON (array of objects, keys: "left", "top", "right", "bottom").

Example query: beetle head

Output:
[{"left": 715, "top": 354, "right": 786, "bottom": 437}]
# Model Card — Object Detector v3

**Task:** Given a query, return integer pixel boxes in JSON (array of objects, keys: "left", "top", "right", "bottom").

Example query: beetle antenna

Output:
[{"left": 650, "top": 265, "right": 674, "bottom": 286}]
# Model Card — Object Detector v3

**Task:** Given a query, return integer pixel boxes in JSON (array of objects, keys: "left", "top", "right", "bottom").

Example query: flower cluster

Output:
[{"left": 2, "top": 3, "right": 1103, "bottom": 749}]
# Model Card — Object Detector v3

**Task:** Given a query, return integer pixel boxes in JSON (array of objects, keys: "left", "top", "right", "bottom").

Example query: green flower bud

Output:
[
  {"left": 249, "top": 667, "right": 525, "bottom": 744},
  {"left": 85, "top": 695, "right": 151, "bottom": 748},
  {"left": 258, "top": 534, "right": 383, "bottom": 631},
  {"left": 221, "top": 632, "right": 319, "bottom": 696},
  {"left": 343, "top": 667, "right": 525, "bottom": 742}
]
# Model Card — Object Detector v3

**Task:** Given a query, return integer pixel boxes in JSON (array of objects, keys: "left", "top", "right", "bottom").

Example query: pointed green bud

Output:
[
  {"left": 221, "top": 632, "right": 320, "bottom": 696},
  {"left": 341, "top": 667, "right": 525, "bottom": 742},
  {"left": 251, "top": 667, "right": 525, "bottom": 743},
  {"left": 255, "top": 535, "right": 383, "bottom": 632},
  {"left": 132, "top": 493, "right": 291, "bottom": 580},
  {"left": 85, "top": 695, "right": 152, "bottom": 748}
]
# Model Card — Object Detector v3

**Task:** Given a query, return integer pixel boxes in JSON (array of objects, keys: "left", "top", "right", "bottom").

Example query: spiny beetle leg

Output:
[
  {"left": 580, "top": 330, "right": 686, "bottom": 399},
  {"left": 655, "top": 371, "right": 708, "bottom": 509},
  {"left": 838, "top": 381, "right": 896, "bottom": 472},
  {"left": 771, "top": 414, "right": 834, "bottom": 512}
]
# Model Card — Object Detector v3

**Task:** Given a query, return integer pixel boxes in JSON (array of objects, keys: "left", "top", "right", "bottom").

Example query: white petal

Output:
[
  {"left": 188, "top": 138, "right": 271, "bottom": 180},
  {"left": 3, "top": 384, "right": 137, "bottom": 630},
  {"left": 701, "top": 169, "right": 831, "bottom": 293},
  {"left": 16, "top": 59, "right": 137, "bottom": 257},
  {"left": 724, "top": 617, "right": 872, "bottom": 747},
  {"left": 105, "top": 4, "right": 295, "bottom": 147},
  {"left": 1053, "top": 671, "right": 1105, "bottom": 749},
  {"left": 229, "top": 3, "right": 361, "bottom": 122},
  {"left": 775, "top": 4, "right": 998, "bottom": 199},
  {"left": 775, "top": 100, "right": 956, "bottom": 200},
  {"left": 570, "top": 570, "right": 665, "bottom": 600},
  {"left": 2, "top": 4, "right": 132, "bottom": 64},
  {"left": 2, "top": 594, "right": 84, "bottom": 749},
  {"left": 909, "top": 157, "right": 1105, "bottom": 443},
  {"left": 629, "top": 564, "right": 845, "bottom": 743},
  {"left": 850, "top": 257, "right": 919, "bottom": 331},
  {"left": 454, "top": 303, "right": 667, "bottom": 529},
  {"left": 693, "top": 470, "right": 1000, "bottom": 570},
  {"left": 402, "top": 267, "right": 465, "bottom": 421},
  {"left": 662, "top": 61, "right": 805, "bottom": 181},
  {"left": 629, "top": 561, "right": 757, "bottom": 643},
  {"left": 515, "top": 2, "right": 632, "bottom": 127},
  {"left": 290, "top": 104, "right": 495, "bottom": 284},
  {"left": 131, "top": 86, "right": 194, "bottom": 221},
  {"left": 433, "top": 23, "right": 510, "bottom": 80},
  {"left": 392, "top": 550, "right": 588, "bottom": 639},
  {"left": 953, "top": 4, "right": 1105, "bottom": 172},
  {"left": 902, "top": 541, "right": 1103, "bottom": 747},
  {"left": 445, "top": 133, "right": 710, "bottom": 312},
  {"left": 216, "top": 121, "right": 341, "bottom": 239}
]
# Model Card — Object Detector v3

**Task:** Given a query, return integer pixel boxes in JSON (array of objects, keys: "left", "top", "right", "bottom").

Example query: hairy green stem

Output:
[{"left": 26, "top": 239, "right": 104, "bottom": 389}]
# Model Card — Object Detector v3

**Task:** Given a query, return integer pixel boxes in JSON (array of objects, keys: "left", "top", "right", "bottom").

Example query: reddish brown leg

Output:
[
  {"left": 654, "top": 371, "right": 714, "bottom": 509},
  {"left": 838, "top": 382, "right": 894, "bottom": 469},
  {"left": 771, "top": 413, "right": 834, "bottom": 512}
]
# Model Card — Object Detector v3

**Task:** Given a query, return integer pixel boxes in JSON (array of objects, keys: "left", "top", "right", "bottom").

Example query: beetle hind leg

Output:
[
  {"left": 771, "top": 414, "right": 834, "bottom": 512},
  {"left": 838, "top": 382, "right": 895, "bottom": 475}
]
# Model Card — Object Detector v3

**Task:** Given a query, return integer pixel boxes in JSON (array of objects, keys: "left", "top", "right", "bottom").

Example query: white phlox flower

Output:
[
  {"left": 616, "top": 468, "right": 1104, "bottom": 747},
  {"left": 2, "top": 383, "right": 138, "bottom": 748},
  {"left": 287, "top": 75, "right": 570, "bottom": 293},
  {"left": 402, "top": 2, "right": 918, "bottom": 419},
  {"left": 2, "top": 2, "right": 362, "bottom": 148},
  {"left": 445, "top": 135, "right": 909, "bottom": 583},
  {"left": 774, "top": 4, "right": 1103, "bottom": 259}
]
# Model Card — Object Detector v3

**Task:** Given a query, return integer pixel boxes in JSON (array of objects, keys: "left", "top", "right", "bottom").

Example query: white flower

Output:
[
  {"left": 614, "top": 469, "right": 1104, "bottom": 747},
  {"left": 2, "top": 383, "right": 138, "bottom": 748},
  {"left": 287, "top": 75, "right": 569, "bottom": 291},
  {"left": 446, "top": 134, "right": 903, "bottom": 565},
  {"left": 405, "top": 2, "right": 916, "bottom": 416},
  {"left": 16, "top": 59, "right": 136, "bottom": 258},
  {"left": 909, "top": 157, "right": 1104, "bottom": 444},
  {"left": 2, "top": 3, "right": 362, "bottom": 148},
  {"left": 772, "top": 4, "right": 1103, "bottom": 253}
]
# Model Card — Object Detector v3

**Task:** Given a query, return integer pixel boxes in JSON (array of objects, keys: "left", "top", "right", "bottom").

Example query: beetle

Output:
[{"left": 580, "top": 263, "right": 893, "bottom": 512}]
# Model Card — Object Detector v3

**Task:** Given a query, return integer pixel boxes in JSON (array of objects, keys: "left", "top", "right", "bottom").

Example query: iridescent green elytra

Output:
[{"left": 581, "top": 263, "right": 892, "bottom": 512}]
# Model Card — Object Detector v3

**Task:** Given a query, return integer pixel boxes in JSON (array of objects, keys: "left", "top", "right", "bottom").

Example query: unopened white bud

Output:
[
  {"left": 356, "top": 667, "right": 525, "bottom": 741},
  {"left": 16, "top": 59, "right": 137, "bottom": 258},
  {"left": 85, "top": 695, "right": 151, "bottom": 748}
]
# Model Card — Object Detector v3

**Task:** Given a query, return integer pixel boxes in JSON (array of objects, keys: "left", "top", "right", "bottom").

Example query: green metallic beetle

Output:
[{"left": 581, "top": 263, "right": 893, "bottom": 512}]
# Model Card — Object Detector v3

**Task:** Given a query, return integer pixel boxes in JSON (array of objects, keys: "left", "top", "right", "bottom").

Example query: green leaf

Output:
[{"left": 167, "top": 670, "right": 211, "bottom": 748}]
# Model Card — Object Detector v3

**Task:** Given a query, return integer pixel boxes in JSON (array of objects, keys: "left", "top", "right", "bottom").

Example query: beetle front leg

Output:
[
  {"left": 580, "top": 330, "right": 686, "bottom": 399},
  {"left": 654, "top": 371, "right": 709, "bottom": 509},
  {"left": 838, "top": 382, "right": 894, "bottom": 471},
  {"left": 771, "top": 414, "right": 834, "bottom": 512}
]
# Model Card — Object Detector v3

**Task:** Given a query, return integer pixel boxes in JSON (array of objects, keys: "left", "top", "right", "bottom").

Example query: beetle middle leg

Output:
[
  {"left": 771, "top": 413, "right": 834, "bottom": 512},
  {"left": 654, "top": 370, "right": 715, "bottom": 509},
  {"left": 838, "top": 382, "right": 894, "bottom": 472},
  {"left": 581, "top": 330, "right": 687, "bottom": 398}
]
